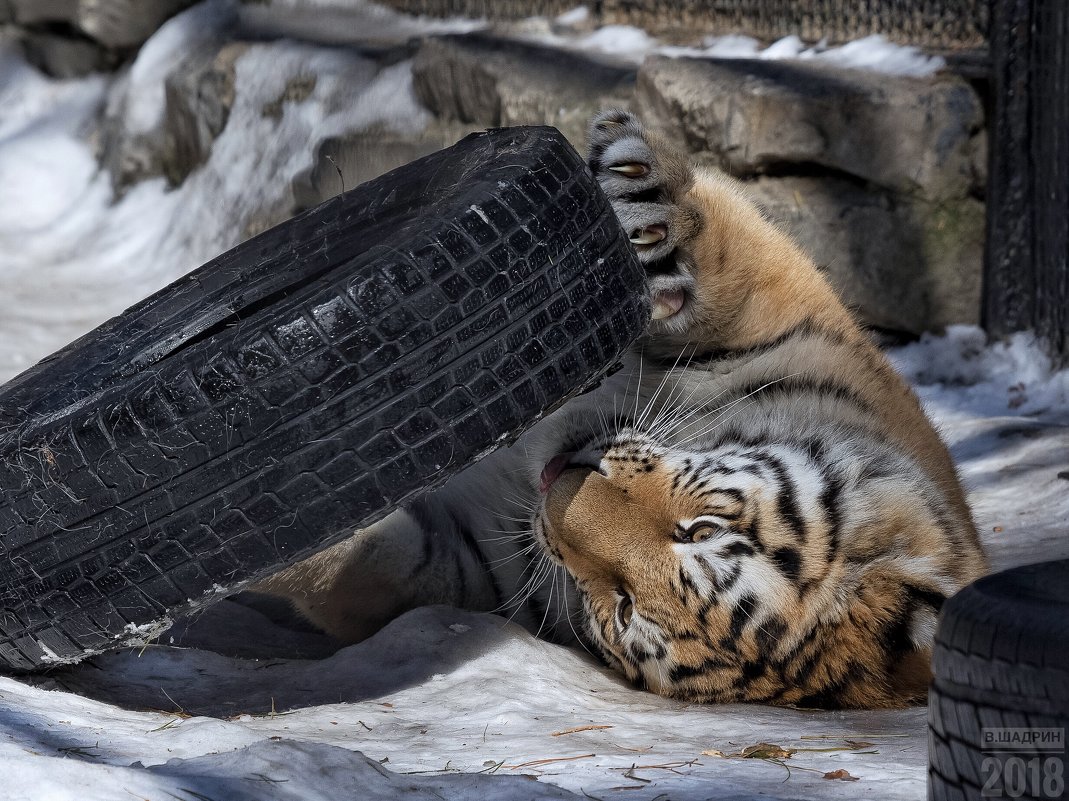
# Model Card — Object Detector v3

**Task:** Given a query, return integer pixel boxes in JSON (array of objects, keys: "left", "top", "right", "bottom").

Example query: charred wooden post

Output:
[{"left": 984, "top": 0, "right": 1069, "bottom": 364}]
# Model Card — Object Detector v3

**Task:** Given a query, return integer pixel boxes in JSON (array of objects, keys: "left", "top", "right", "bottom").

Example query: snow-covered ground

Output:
[{"left": 1, "top": 5, "right": 1067, "bottom": 800}]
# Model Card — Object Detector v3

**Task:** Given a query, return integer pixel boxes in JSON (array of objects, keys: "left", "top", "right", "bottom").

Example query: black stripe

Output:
[
  {"left": 770, "top": 546, "right": 802, "bottom": 583},
  {"left": 754, "top": 615, "right": 787, "bottom": 654},
  {"left": 775, "top": 621, "right": 823, "bottom": 677},
  {"left": 729, "top": 593, "right": 758, "bottom": 641},
  {"left": 651, "top": 316, "right": 838, "bottom": 367},
  {"left": 751, "top": 451, "right": 807, "bottom": 544},
  {"left": 620, "top": 187, "right": 662, "bottom": 204},
  {"left": 904, "top": 584, "right": 947, "bottom": 612},
  {"left": 586, "top": 141, "right": 609, "bottom": 171},
  {"left": 404, "top": 498, "right": 438, "bottom": 574},
  {"left": 738, "top": 518, "right": 766, "bottom": 554},
  {"left": 723, "top": 540, "right": 756, "bottom": 558},
  {"left": 450, "top": 511, "right": 505, "bottom": 610},
  {"left": 879, "top": 594, "right": 918, "bottom": 660},
  {"left": 706, "top": 486, "right": 745, "bottom": 506},
  {"left": 696, "top": 596, "right": 717, "bottom": 626},
  {"left": 795, "top": 659, "right": 868, "bottom": 709},
  {"left": 677, "top": 565, "right": 699, "bottom": 601},
  {"left": 733, "top": 658, "right": 768, "bottom": 687},
  {"left": 712, "top": 376, "right": 875, "bottom": 418},
  {"left": 818, "top": 472, "right": 843, "bottom": 560},
  {"left": 669, "top": 655, "right": 733, "bottom": 683}
]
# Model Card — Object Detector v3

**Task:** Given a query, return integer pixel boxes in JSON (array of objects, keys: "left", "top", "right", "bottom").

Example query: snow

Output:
[
  {"left": 890, "top": 325, "right": 1069, "bottom": 421},
  {"left": 238, "top": 0, "right": 485, "bottom": 45},
  {"left": 663, "top": 32, "right": 946, "bottom": 75},
  {"left": 528, "top": 25, "right": 946, "bottom": 76},
  {"left": 0, "top": 7, "right": 1066, "bottom": 801},
  {"left": 555, "top": 6, "right": 591, "bottom": 28},
  {"left": 0, "top": 27, "right": 428, "bottom": 380},
  {"left": 120, "top": 0, "right": 238, "bottom": 135},
  {"left": 578, "top": 25, "right": 660, "bottom": 57}
]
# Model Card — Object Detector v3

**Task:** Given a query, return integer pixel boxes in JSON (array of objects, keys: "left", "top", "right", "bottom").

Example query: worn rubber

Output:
[
  {"left": 0, "top": 126, "right": 648, "bottom": 671},
  {"left": 928, "top": 559, "right": 1069, "bottom": 800}
]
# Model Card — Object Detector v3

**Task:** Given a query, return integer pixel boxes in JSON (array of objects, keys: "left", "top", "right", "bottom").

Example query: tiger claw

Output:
[
  {"left": 630, "top": 224, "right": 667, "bottom": 246},
  {"left": 609, "top": 163, "right": 649, "bottom": 177},
  {"left": 650, "top": 288, "right": 686, "bottom": 320}
]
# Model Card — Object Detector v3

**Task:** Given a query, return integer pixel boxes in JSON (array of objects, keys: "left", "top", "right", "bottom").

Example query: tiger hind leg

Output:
[{"left": 255, "top": 507, "right": 496, "bottom": 642}]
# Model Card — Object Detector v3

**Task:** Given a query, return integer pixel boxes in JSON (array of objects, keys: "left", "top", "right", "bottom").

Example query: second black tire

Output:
[
  {"left": 929, "top": 559, "right": 1069, "bottom": 800},
  {"left": 0, "top": 126, "right": 649, "bottom": 671}
]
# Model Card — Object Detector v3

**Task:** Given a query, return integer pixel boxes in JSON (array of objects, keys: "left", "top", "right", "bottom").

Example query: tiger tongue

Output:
[
  {"left": 539, "top": 453, "right": 575, "bottom": 494},
  {"left": 651, "top": 288, "right": 685, "bottom": 320}
]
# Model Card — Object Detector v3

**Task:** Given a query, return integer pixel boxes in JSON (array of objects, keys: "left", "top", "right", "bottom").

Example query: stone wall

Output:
[
  {"left": 18, "top": 1, "right": 988, "bottom": 337},
  {"left": 387, "top": 34, "right": 984, "bottom": 334},
  {"left": 0, "top": 0, "right": 197, "bottom": 77}
]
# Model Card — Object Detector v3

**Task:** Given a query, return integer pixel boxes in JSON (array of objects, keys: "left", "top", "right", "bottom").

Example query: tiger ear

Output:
[{"left": 887, "top": 648, "right": 932, "bottom": 703}]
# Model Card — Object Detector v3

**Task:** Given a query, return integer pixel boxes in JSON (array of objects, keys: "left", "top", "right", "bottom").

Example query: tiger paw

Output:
[{"left": 587, "top": 110, "right": 700, "bottom": 324}]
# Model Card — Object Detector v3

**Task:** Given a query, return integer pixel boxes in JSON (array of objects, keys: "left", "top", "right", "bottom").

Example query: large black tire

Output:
[
  {"left": 929, "top": 559, "right": 1069, "bottom": 800},
  {"left": 0, "top": 126, "right": 648, "bottom": 671}
]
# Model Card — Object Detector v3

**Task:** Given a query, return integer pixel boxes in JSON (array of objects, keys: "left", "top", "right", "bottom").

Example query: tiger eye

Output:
[
  {"left": 685, "top": 523, "right": 717, "bottom": 543},
  {"left": 617, "top": 592, "right": 634, "bottom": 628}
]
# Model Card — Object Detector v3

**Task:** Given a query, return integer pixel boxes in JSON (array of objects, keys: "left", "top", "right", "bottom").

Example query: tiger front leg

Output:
[{"left": 587, "top": 110, "right": 704, "bottom": 336}]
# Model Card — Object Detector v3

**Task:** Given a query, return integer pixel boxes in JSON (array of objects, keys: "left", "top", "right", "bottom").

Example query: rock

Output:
[
  {"left": 6, "top": 0, "right": 196, "bottom": 49},
  {"left": 98, "top": 36, "right": 245, "bottom": 192},
  {"left": 412, "top": 33, "right": 635, "bottom": 149},
  {"left": 16, "top": 29, "right": 115, "bottom": 78},
  {"left": 292, "top": 121, "right": 473, "bottom": 210},
  {"left": 161, "top": 42, "right": 246, "bottom": 186},
  {"left": 746, "top": 175, "right": 983, "bottom": 333},
  {"left": 637, "top": 55, "right": 985, "bottom": 200}
]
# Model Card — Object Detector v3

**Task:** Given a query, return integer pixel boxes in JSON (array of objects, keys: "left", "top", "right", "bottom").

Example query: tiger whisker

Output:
[
  {"left": 671, "top": 374, "right": 802, "bottom": 447},
  {"left": 498, "top": 552, "right": 554, "bottom": 619},
  {"left": 635, "top": 344, "right": 700, "bottom": 438}
]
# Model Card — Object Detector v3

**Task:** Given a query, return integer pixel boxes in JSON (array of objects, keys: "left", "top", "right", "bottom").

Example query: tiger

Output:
[{"left": 258, "top": 110, "right": 987, "bottom": 709}]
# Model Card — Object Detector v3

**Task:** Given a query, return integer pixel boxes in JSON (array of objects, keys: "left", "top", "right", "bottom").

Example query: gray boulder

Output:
[
  {"left": 747, "top": 175, "right": 983, "bottom": 333},
  {"left": 15, "top": 28, "right": 115, "bottom": 77},
  {"left": 5, "top": 0, "right": 195, "bottom": 48},
  {"left": 412, "top": 33, "right": 635, "bottom": 148},
  {"left": 160, "top": 41, "right": 246, "bottom": 187},
  {"left": 292, "top": 121, "right": 474, "bottom": 210},
  {"left": 98, "top": 37, "right": 245, "bottom": 193},
  {"left": 637, "top": 55, "right": 985, "bottom": 200}
]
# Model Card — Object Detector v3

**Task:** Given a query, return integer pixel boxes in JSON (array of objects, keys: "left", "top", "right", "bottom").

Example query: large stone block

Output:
[
  {"left": 7, "top": 0, "right": 195, "bottom": 49},
  {"left": 412, "top": 33, "right": 635, "bottom": 148},
  {"left": 747, "top": 176, "right": 983, "bottom": 333},
  {"left": 637, "top": 55, "right": 985, "bottom": 200},
  {"left": 15, "top": 29, "right": 115, "bottom": 78}
]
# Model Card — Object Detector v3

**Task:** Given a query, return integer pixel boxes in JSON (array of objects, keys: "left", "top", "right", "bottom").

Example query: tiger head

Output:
[{"left": 533, "top": 429, "right": 954, "bottom": 709}]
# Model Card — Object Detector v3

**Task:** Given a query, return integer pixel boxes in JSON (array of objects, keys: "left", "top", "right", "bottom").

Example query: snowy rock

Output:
[
  {"left": 97, "top": 2, "right": 241, "bottom": 191},
  {"left": 412, "top": 33, "right": 635, "bottom": 148},
  {"left": 161, "top": 41, "right": 247, "bottom": 185},
  {"left": 637, "top": 54, "right": 985, "bottom": 201},
  {"left": 748, "top": 176, "right": 984, "bottom": 333}
]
